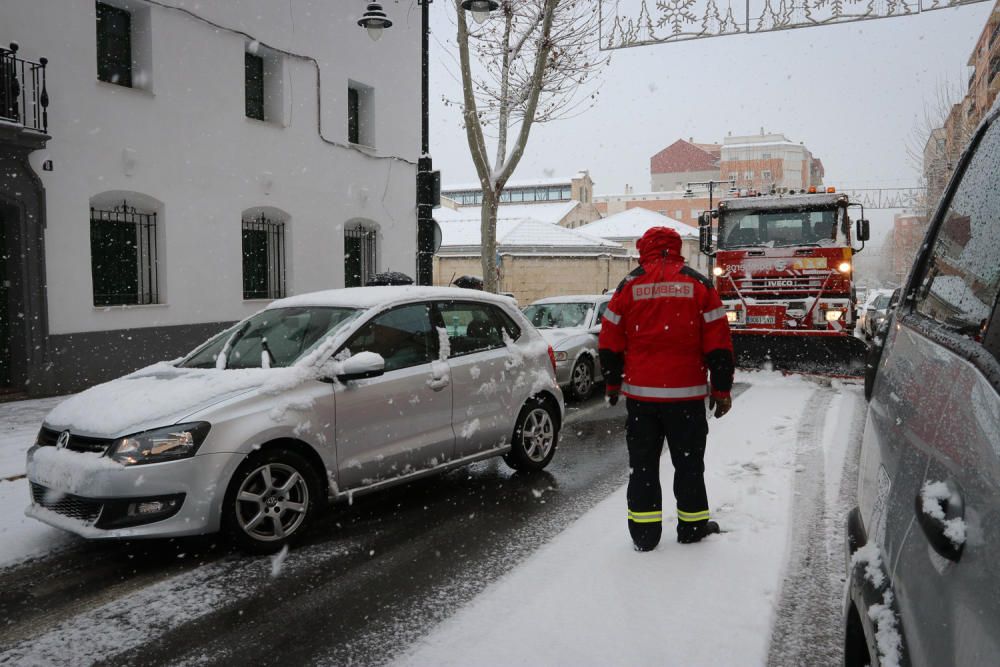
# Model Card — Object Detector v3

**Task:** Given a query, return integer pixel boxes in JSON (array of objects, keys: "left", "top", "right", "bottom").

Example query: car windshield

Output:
[
  {"left": 872, "top": 295, "right": 892, "bottom": 309},
  {"left": 180, "top": 307, "right": 363, "bottom": 369},
  {"left": 522, "top": 303, "right": 594, "bottom": 329},
  {"left": 720, "top": 209, "right": 838, "bottom": 248}
]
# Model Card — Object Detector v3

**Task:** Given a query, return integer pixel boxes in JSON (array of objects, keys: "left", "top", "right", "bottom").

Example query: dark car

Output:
[{"left": 843, "top": 104, "right": 1000, "bottom": 665}]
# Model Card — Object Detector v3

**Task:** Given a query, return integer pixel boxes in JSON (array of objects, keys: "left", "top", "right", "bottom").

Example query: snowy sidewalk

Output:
[
  {"left": 394, "top": 373, "right": 861, "bottom": 667},
  {"left": 0, "top": 396, "right": 76, "bottom": 566}
]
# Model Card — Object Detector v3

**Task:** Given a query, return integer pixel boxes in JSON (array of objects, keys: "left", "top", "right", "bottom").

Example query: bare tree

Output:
[
  {"left": 453, "top": 0, "right": 608, "bottom": 292},
  {"left": 905, "top": 76, "right": 977, "bottom": 216}
]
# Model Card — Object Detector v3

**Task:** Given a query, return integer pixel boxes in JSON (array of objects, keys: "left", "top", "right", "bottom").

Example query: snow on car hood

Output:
[
  {"left": 538, "top": 328, "right": 591, "bottom": 348},
  {"left": 44, "top": 362, "right": 314, "bottom": 437}
]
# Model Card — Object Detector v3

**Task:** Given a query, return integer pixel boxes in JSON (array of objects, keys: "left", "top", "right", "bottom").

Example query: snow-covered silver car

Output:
[
  {"left": 25, "top": 287, "right": 563, "bottom": 553},
  {"left": 522, "top": 294, "right": 611, "bottom": 400}
]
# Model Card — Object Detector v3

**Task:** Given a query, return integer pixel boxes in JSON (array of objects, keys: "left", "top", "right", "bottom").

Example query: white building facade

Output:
[{"left": 1, "top": 0, "right": 421, "bottom": 395}]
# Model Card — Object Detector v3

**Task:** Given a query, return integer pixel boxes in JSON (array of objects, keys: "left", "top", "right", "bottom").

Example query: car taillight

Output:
[{"left": 547, "top": 345, "right": 557, "bottom": 373}]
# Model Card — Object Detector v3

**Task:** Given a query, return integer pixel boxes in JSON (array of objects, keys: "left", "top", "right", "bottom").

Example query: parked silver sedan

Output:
[
  {"left": 26, "top": 287, "right": 563, "bottom": 553},
  {"left": 522, "top": 294, "right": 611, "bottom": 400}
]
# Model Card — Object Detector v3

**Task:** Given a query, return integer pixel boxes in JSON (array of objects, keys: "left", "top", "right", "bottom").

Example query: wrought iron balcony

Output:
[{"left": 0, "top": 42, "right": 49, "bottom": 134}]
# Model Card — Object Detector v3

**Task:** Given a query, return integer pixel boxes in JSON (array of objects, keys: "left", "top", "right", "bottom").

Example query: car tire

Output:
[
  {"left": 222, "top": 447, "right": 320, "bottom": 554},
  {"left": 568, "top": 357, "right": 595, "bottom": 401},
  {"left": 504, "top": 397, "right": 559, "bottom": 472}
]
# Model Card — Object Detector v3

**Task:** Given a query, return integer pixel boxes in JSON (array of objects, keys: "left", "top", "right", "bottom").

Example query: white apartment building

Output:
[
  {"left": 1, "top": 0, "right": 421, "bottom": 396},
  {"left": 719, "top": 131, "right": 824, "bottom": 192}
]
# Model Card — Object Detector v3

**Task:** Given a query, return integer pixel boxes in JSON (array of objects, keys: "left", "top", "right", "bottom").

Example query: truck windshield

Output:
[{"left": 720, "top": 209, "right": 838, "bottom": 248}]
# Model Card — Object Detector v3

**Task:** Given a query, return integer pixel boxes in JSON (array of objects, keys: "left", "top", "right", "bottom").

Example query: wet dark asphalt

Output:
[{"left": 0, "top": 394, "right": 635, "bottom": 666}]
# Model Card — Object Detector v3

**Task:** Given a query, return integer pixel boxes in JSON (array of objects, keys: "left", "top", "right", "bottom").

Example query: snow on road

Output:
[
  {"left": 0, "top": 373, "right": 865, "bottom": 665},
  {"left": 394, "top": 372, "right": 863, "bottom": 667},
  {"left": 0, "top": 396, "right": 77, "bottom": 566}
]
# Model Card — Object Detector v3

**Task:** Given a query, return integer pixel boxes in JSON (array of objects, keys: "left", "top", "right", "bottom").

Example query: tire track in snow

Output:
[{"left": 766, "top": 386, "right": 844, "bottom": 667}]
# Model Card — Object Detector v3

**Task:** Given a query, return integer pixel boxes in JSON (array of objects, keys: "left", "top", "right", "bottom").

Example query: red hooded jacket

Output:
[{"left": 598, "top": 227, "right": 734, "bottom": 402}]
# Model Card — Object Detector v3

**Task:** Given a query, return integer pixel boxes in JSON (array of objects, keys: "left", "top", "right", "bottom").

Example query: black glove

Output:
[
  {"left": 605, "top": 387, "right": 620, "bottom": 407},
  {"left": 709, "top": 395, "right": 732, "bottom": 418}
]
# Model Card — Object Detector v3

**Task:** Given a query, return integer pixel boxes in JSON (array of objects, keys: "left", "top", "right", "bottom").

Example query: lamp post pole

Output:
[
  {"left": 686, "top": 178, "right": 735, "bottom": 277},
  {"left": 416, "top": 0, "right": 435, "bottom": 286}
]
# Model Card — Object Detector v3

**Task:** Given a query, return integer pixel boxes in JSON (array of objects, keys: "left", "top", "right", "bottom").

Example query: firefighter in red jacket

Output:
[{"left": 599, "top": 226, "right": 735, "bottom": 551}]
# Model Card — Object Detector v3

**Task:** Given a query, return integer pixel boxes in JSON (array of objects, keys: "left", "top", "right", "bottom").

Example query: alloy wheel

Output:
[
  {"left": 234, "top": 462, "right": 310, "bottom": 542},
  {"left": 571, "top": 360, "right": 593, "bottom": 398},
  {"left": 521, "top": 408, "right": 555, "bottom": 462}
]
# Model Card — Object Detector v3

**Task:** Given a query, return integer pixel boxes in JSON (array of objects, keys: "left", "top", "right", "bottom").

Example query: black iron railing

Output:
[
  {"left": 0, "top": 43, "right": 48, "bottom": 133},
  {"left": 345, "top": 225, "right": 377, "bottom": 287},
  {"left": 242, "top": 215, "right": 286, "bottom": 299},
  {"left": 90, "top": 202, "right": 159, "bottom": 306}
]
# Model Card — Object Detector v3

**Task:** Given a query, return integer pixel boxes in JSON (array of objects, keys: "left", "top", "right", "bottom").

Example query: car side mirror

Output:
[
  {"left": 856, "top": 219, "right": 870, "bottom": 242},
  {"left": 337, "top": 351, "right": 385, "bottom": 382}
]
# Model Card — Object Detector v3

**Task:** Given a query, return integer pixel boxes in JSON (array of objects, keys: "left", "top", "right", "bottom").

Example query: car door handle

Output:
[
  {"left": 428, "top": 377, "right": 449, "bottom": 391},
  {"left": 915, "top": 480, "right": 965, "bottom": 562}
]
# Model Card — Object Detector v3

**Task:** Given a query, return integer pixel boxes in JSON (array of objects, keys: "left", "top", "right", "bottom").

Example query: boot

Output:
[{"left": 677, "top": 520, "right": 721, "bottom": 544}]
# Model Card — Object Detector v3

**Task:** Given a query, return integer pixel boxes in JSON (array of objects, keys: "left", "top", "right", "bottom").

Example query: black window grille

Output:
[
  {"left": 245, "top": 52, "right": 264, "bottom": 120},
  {"left": 96, "top": 2, "right": 132, "bottom": 88},
  {"left": 348, "top": 87, "right": 360, "bottom": 144},
  {"left": 90, "top": 201, "right": 158, "bottom": 306},
  {"left": 242, "top": 215, "right": 286, "bottom": 299},
  {"left": 344, "top": 226, "right": 377, "bottom": 287}
]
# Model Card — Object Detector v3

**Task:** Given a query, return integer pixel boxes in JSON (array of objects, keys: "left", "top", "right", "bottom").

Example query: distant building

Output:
[
  {"left": 649, "top": 138, "right": 720, "bottom": 192},
  {"left": 595, "top": 187, "right": 711, "bottom": 229},
  {"left": 576, "top": 208, "right": 709, "bottom": 274},
  {"left": 440, "top": 171, "right": 602, "bottom": 229},
  {"left": 890, "top": 211, "right": 928, "bottom": 285},
  {"left": 433, "top": 218, "right": 635, "bottom": 304},
  {"left": 719, "top": 131, "right": 824, "bottom": 192}
]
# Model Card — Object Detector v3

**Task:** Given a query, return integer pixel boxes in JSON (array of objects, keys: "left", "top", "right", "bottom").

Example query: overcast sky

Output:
[{"left": 426, "top": 2, "right": 993, "bottom": 242}]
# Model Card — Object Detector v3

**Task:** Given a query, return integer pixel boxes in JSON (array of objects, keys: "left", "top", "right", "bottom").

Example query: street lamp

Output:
[
  {"left": 461, "top": 0, "right": 500, "bottom": 24},
  {"left": 357, "top": 3, "right": 392, "bottom": 41},
  {"left": 358, "top": 0, "right": 496, "bottom": 286}
]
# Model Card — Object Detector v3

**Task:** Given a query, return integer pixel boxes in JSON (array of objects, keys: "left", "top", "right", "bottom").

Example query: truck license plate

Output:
[{"left": 747, "top": 315, "right": 775, "bottom": 325}]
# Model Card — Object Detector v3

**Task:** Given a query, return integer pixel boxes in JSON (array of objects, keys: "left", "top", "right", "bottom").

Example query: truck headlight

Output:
[
  {"left": 825, "top": 309, "right": 844, "bottom": 322},
  {"left": 838, "top": 262, "right": 852, "bottom": 273},
  {"left": 107, "top": 422, "right": 211, "bottom": 466},
  {"left": 712, "top": 267, "right": 724, "bottom": 277},
  {"left": 726, "top": 311, "right": 738, "bottom": 323}
]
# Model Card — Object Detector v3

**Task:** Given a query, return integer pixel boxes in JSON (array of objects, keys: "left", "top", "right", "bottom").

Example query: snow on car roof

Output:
[
  {"left": 529, "top": 294, "right": 609, "bottom": 305},
  {"left": 267, "top": 286, "right": 515, "bottom": 311},
  {"left": 577, "top": 208, "right": 697, "bottom": 240}
]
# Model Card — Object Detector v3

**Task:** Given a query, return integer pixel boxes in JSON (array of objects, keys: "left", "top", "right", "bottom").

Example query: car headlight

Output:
[
  {"left": 107, "top": 422, "right": 211, "bottom": 466},
  {"left": 825, "top": 309, "right": 844, "bottom": 322},
  {"left": 553, "top": 351, "right": 569, "bottom": 362}
]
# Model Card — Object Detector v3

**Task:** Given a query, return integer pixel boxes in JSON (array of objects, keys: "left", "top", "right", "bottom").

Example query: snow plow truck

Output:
[{"left": 697, "top": 189, "right": 871, "bottom": 376}]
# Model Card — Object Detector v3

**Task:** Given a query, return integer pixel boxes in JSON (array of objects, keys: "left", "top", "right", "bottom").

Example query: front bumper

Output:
[{"left": 25, "top": 445, "right": 238, "bottom": 539}]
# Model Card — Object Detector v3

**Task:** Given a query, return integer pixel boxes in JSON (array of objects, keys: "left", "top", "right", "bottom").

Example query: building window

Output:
[
  {"left": 245, "top": 52, "right": 264, "bottom": 120},
  {"left": 348, "top": 81, "right": 374, "bottom": 147},
  {"left": 242, "top": 214, "right": 286, "bottom": 299},
  {"left": 762, "top": 170, "right": 772, "bottom": 181},
  {"left": 90, "top": 201, "right": 159, "bottom": 305},
  {"left": 762, "top": 153, "right": 772, "bottom": 159},
  {"left": 344, "top": 224, "right": 377, "bottom": 287},
  {"left": 675, "top": 209, "right": 683, "bottom": 218},
  {"left": 744, "top": 170, "right": 754, "bottom": 180},
  {"left": 96, "top": 2, "right": 132, "bottom": 87}
]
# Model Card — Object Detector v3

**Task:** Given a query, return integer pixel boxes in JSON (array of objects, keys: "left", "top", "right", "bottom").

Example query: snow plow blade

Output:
[{"left": 731, "top": 331, "right": 869, "bottom": 378}]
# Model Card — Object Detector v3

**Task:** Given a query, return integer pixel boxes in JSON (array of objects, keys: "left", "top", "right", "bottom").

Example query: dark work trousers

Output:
[{"left": 625, "top": 397, "right": 710, "bottom": 550}]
